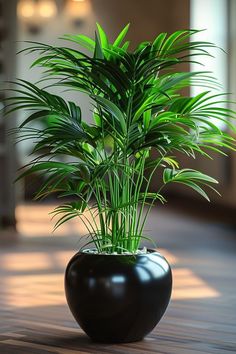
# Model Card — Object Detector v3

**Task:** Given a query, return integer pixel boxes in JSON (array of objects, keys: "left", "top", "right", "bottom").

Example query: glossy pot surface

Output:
[{"left": 65, "top": 249, "right": 172, "bottom": 343}]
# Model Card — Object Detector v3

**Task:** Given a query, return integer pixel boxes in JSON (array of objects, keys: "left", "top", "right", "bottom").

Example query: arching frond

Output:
[{"left": 5, "top": 24, "right": 236, "bottom": 253}]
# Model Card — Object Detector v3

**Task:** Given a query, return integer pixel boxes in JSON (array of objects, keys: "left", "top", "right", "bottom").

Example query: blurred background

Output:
[
  {"left": 1, "top": 0, "right": 236, "bottom": 240},
  {"left": 0, "top": 1, "right": 236, "bottom": 353}
]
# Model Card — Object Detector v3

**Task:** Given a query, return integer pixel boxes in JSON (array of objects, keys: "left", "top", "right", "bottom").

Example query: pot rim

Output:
[{"left": 78, "top": 248, "right": 160, "bottom": 256}]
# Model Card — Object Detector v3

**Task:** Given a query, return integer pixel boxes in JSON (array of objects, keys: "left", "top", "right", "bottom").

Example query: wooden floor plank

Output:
[{"left": 0, "top": 203, "right": 236, "bottom": 353}]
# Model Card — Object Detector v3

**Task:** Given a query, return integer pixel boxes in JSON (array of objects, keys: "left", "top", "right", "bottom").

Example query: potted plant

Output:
[{"left": 5, "top": 24, "right": 236, "bottom": 343}]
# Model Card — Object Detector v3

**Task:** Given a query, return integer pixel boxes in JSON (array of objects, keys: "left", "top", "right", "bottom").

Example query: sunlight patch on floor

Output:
[
  {"left": 0, "top": 251, "right": 72, "bottom": 272},
  {"left": 0, "top": 250, "right": 220, "bottom": 310},
  {"left": 16, "top": 204, "right": 92, "bottom": 237},
  {"left": 4, "top": 274, "right": 65, "bottom": 308},
  {"left": 173, "top": 268, "right": 220, "bottom": 299}
]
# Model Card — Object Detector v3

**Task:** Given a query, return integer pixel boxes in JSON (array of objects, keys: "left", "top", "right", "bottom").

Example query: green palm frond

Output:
[{"left": 5, "top": 24, "right": 236, "bottom": 253}]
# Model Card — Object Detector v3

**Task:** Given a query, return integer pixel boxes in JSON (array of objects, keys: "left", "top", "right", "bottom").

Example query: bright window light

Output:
[{"left": 190, "top": 0, "right": 228, "bottom": 128}]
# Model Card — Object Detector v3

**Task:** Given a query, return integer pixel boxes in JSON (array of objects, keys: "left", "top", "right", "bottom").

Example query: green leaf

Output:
[
  {"left": 143, "top": 109, "right": 151, "bottom": 130},
  {"left": 68, "top": 101, "right": 81, "bottom": 123},
  {"left": 15, "top": 162, "right": 78, "bottom": 182},
  {"left": 174, "top": 180, "right": 211, "bottom": 201},
  {"left": 133, "top": 95, "right": 155, "bottom": 122},
  {"left": 91, "top": 95, "right": 127, "bottom": 134},
  {"left": 163, "top": 168, "right": 218, "bottom": 201},
  {"left": 79, "top": 164, "right": 91, "bottom": 183},
  {"left": 162, "top": 157, "right": 179, "bottom": 169},
  {"left": 113, "top": 23, "right": 130, "bottom": 47},
  {"left": 159, "top": 30, "right": 189, "bottom": 56},
  {"left": 96, "top": 23, "right": 109, "bottom": 50},
  {"left": 152, "top": 32, "right": 168, "bottom": 53},
  {"left": 20, "top": 110, "right": 50, "bottom": 128},
  {"left": 121, "top": 41, "right": 130, "bottom": 52},
  {"left": 62, "top": 34, "right": 95, "bottom": 51},
  {"left": 94, "top": 31, "right": 104, "bottom": 59}
]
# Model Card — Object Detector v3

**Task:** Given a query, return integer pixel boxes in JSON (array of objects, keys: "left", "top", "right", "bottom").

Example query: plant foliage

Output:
[{"left": 5, "top": 24, "right": 236, "bottom": 253}]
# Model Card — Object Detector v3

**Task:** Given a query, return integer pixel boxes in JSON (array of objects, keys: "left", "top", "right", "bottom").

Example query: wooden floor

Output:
[{"left": 0, "top": 202, "right": 236, "bottom": 353}]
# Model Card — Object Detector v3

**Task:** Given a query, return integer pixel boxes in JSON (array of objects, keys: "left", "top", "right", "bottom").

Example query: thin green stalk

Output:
[
  {"left": 134, "top": 154, "right": 167, "bottom": 242},
  {"left": 138, "top": 184, "right": 166, "bottom": 239},
  {"left": 129, "top": 154, "right": 147, "bottom": 241},
  {"left": 94, "top": 179, "right": 106, "bottom": 243}
]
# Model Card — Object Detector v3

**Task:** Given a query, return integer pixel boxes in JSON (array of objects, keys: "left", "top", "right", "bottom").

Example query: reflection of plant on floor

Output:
[{"left": 6, "top": 24, "right": 236, "bottom": 253}]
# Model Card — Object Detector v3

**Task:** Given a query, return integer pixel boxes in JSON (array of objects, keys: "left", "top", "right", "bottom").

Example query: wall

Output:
[
  {"left": 0, "top": 0, "right": 17, "bottom": 231},
  {"left": 16, "top": 0, "right": 191, "bottom": 200},
  {"left": 222, "top": 0, "right": 236, "bottom": 207},
  {"left": 17, "top": 0, "right": 190, "bottom": 161}
]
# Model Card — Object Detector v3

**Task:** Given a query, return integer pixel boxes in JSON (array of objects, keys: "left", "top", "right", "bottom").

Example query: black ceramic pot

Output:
[{"left": 65, "top": 249, "right": 172, "bottom": 343}]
